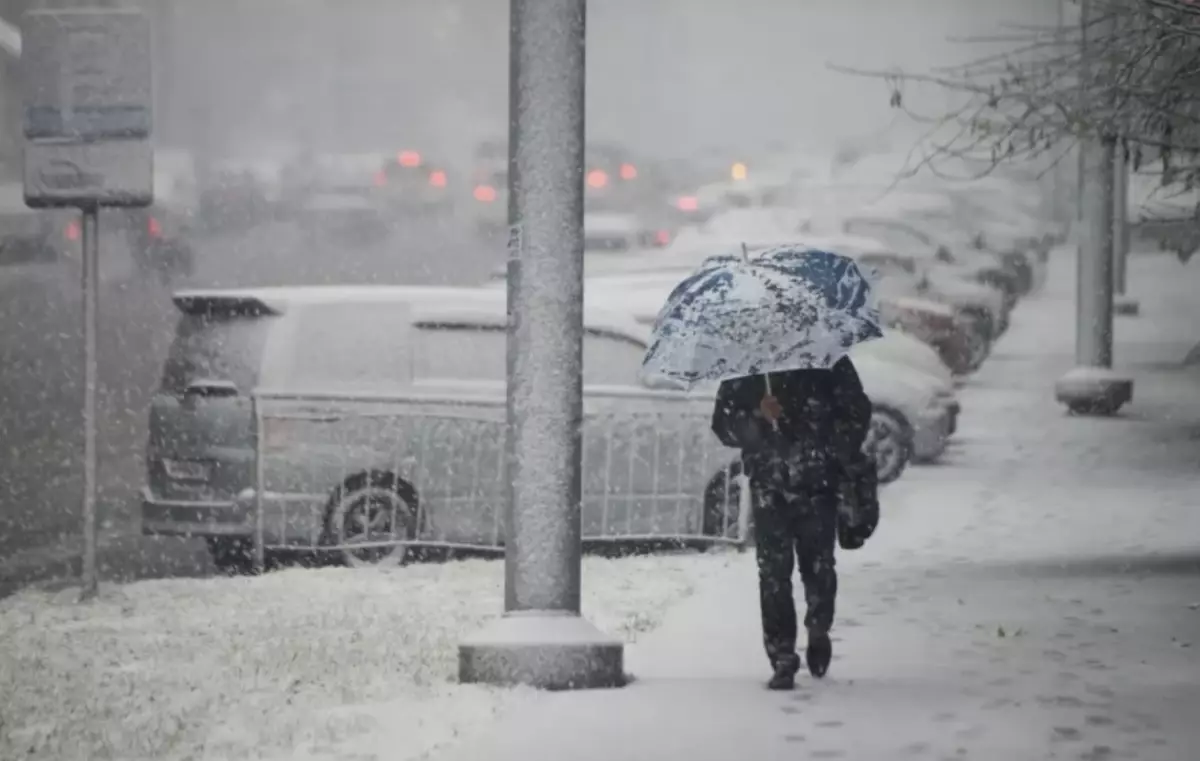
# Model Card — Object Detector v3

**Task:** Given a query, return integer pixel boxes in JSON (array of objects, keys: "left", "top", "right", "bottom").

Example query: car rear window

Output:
[
  {"left": 382, "top": 163, "right": 431, "bottom": 184},
  {"left": 413, "top": 325, "right": 646, "bottom": 386},
  {"left": 160, "top": 314, "right": 272, "bottom": 395},
  {"left": 288, "top": 303, "right": 413, "bottom": 388}
]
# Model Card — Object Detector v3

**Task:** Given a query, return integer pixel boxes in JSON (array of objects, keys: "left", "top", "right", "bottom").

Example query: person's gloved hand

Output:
[{"left": 759, "top": 393, "right": 783, "bottom": 422}]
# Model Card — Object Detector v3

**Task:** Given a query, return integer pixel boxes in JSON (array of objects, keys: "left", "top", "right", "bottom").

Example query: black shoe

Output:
[
  {"left": 767, "top": 657, "right": 799, "bottom": 690},
  {"left": 806, "top": 632, "right": 832, "bottom": 679}
]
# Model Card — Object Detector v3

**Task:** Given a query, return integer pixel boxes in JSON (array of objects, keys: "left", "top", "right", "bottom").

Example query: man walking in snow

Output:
[{"left": 711, "top": 356, "right": 872, "bottom": 689}]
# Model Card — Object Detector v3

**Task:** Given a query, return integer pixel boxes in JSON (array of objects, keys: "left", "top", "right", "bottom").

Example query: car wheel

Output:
[
  {"left": 1067, "top": 398, "right": 1123, "bottom": 417},
  {"left": 958, "top": 317, "right": 993, "bottom": 372},
  {"left": 702, "top": 462, "right": 754, "bottom": 541},
  {"left": 864, "top": 407, "right": 913, "bottom": 484},
  {"left": 205, "top": 537, "right": 257, "bottom": 575},
  {"left": 322, "top": 471, "right": 419, "bottom": 568}
]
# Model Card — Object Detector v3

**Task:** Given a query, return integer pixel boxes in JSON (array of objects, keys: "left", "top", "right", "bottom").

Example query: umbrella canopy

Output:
[{"left": 639, "top": 245, "right": 883, "bottom": 387}]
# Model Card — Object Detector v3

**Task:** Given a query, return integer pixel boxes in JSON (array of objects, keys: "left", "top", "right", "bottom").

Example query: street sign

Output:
[
  {"left": 21, "top": 8, "right": 153, "bottom": 210},
  {"left": 21, "top": 9, "right": 152, "bottom": 142},
  {"left": 23, "top": 140, "right": 152, "bottom": 208},
  {"left": 18, "top": 8, "right": 155, "bottom": 600}
]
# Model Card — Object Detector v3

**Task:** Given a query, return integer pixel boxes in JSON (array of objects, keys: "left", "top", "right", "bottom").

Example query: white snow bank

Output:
[{"left": 0, "top": 552, "right": 736, "bottom": 761}]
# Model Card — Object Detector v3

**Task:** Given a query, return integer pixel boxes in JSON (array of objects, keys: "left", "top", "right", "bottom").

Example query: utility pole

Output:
[
  {"left": 459, "top": 0, "right": 624, "bottom": 690},
  {"left": 1110, "top": 1, "right": 1139, "bottom": 317},
  {"left": 1055, "top": 0, "right": 1134, "bottom": 415},
  {"left": 1112, "top": 144, "right": 1139, "bottom": 315},
  {"left": 1055, "top": 0, "right": 1072, "bottom": 230}
]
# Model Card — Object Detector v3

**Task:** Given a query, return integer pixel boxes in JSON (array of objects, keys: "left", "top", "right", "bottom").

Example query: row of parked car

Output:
[{"left": 139, "top": 159, "right": 1060, "bottom": 572}]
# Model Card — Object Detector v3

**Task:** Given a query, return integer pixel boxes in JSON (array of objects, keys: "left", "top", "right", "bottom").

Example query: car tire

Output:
[
  {"left": 322, "top": 470, "right": 419, "bottom": 568},
  {"left": 865, "top": 406, "right": 913, "bottom": 484},
  {"left": 957, "top": 315, "right": 993, "bottom": 372},
  {"left": 1067, "top": 398, "right": 1124, "bottom": 417},
  {"left": 702, "top": 462, "right": 754, "bottom": 542},
  {"left": 205, "top": 537, "right": 258, "bottom": 575}
]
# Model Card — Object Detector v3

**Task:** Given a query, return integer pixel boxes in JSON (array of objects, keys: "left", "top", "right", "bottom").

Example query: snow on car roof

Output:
[
  {"left": 584, "top": 212, "right": 639, "bottom": 232},
  {"left": 172, "top": 285, "right": 650, "bottom": 344}
]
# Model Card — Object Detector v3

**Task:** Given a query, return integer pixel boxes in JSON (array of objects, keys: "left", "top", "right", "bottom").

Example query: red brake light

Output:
[
  {"left": 654, "top": 229, "right": 671, "bottom": 246},
  {"left": 397, "top": 150, "right": 421, "bottom": 168},
  {"left": 372, "top": 170, "right": 388, "bottom": 187},
  {"left": 619, "top": 163, "right": 637, "bottom": 180},
  {"left": 586, "top": 169, "right": 608, "bottom": 189},
  {"left": 474, "top": 185, "right": 497, "bottom": 203},
  {"left": 147, "top": 217, "right": 163, "bottom": 238},
  {"left": 429, "top": 170, "right": 447, "bottom": 188},
  {"left": 677, "top": 195, "right": 698, "bottom": 212},
  {"left": 65, "top": 220, "right": 80, "bottom": 241}
]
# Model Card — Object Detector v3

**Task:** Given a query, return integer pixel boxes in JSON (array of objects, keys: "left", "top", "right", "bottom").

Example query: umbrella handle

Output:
[{"left": 763, "top": 372, "right": 780, "bottom": 432}]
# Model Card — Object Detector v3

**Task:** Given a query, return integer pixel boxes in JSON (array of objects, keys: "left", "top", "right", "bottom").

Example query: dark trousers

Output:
[{"left": 752, "top": 478, "right": 839, "bottom": 670}]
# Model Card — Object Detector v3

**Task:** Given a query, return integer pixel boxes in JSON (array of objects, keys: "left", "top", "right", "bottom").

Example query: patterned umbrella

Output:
[{"left": 639, "top": 245, "right": 883, "bottom": 387}]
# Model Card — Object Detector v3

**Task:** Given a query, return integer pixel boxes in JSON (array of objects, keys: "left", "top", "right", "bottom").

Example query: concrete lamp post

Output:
[
  {"left": 1112, "top": 146, "right": 1140, "bottom": 317},
  {"left": 457, "top": 0, "right": 625, "bottom": 691},
  {"left": 1054, "top": 0, "right": 1134, "bottom": 415}
]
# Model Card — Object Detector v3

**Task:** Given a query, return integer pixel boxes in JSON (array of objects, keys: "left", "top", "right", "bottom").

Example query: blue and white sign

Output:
[
  {"left": 21, "top": 8, "right": 153, "bottom": 209},
  {"left": 21, "top": 9, "right": 152, "bottom": 142}
]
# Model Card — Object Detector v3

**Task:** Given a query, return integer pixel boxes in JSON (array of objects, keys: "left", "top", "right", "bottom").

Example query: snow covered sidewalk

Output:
[
  {"left": 431, "top": 251, "right": 1200, "bottom": 761},
  {"left": 0, "top": 553, "right": 737, "bottom": 761}
]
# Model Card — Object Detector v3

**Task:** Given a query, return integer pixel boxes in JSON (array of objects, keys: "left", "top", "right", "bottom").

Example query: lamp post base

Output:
[
  {"left": 459, "top": 610, "right": 626, "bottom": 690},
  {"left": 1054, "top": 366, "right": 1134, "bottom": 416}
]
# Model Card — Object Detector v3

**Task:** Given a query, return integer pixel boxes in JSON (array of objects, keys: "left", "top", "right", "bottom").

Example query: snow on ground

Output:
[
  {"left": 0, "top": 551, "right": 737, "bottom": 761},
  {"left": 5, "top": 250, "right": 1198, "bottom": 761},
  {"left": 428, "top": 250, "right": 1200, "bottom": 761}
]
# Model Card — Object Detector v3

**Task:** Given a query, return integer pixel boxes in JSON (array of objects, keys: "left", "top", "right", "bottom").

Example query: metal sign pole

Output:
[
  {"left": 80, "top": 204, "right": 99, "bottom": 600},
  {"left": 459, "top": 0, "right": 624, "bottom": 690},
  {"left": 21, "top": 8, "right": 154, "bottom": 600}
]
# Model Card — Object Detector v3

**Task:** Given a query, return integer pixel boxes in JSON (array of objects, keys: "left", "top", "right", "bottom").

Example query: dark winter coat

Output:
[{"left": 710, "top": 356, "right": 872, "bottom": 488}]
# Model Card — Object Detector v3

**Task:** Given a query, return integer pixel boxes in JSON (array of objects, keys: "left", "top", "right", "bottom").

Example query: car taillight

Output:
[
  {"left": 429, "top": 170, "right": 447, "bottom": 188},
  {"left": 654, "top": 229, "right": 671, "bottom": 246},
  {"left": 586, "top": 169, "right": 608, "bottom": 189},
  {"left": 65, "top": 220, "right": 80, "bottom": 241},
  {"left": 372, "top": 170, "right": 387, "bottom": 187},
  {"left": 147, "top": 217, "right": 163, "bottom": 238},
  {"left": 619, "top": 163, "right": 637, "bottom": 180},
  {"left": 677, "top": 195, "right": 698, "bottom": 212},
  {"left": 474, "top": 185, "right": 497, "bottom": 202},
  {"left": 397, "top": 150, "right": 421, "bottom": 168}
]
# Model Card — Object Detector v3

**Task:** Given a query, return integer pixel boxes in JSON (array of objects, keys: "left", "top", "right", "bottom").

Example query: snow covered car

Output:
[
  {"left": 583, "top": 212, "right": 671, "bottom": 251},
  {"left": 800, "top": 216, "right": 1011, "bottom": 340},
  {"left": 850, "top": 329, "right": 959, "bottom": 436},
  {"left": 578, "top": 271, "right": 951, "bottom": 476},
  {"left": 0, "top": 183, "right": 68, "bottom": 265},
  {"left": 286, "top": 152, "right": 392, "bottom": 243},
  {"left": 375, "top": 150, "right": 455, "bottom": 217},
  {"left": 851, "top": 353, "right": 954, "bottom": 466},
  {"left": 142, "top": 286, "right": 751, "bottom": 571},
  {"left": 649, "top": 212, "right": 998, "bottom": 373},
  {"left": 469, "top": 168, "right": 508, "bottom": 237},
  {"left": 789, "top": 187, "right": 1025, "bottom": 307}
]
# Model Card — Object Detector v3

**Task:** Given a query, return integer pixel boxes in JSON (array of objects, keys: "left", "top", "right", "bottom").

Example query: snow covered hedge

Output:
[{"left": 0, "top": 553, "right": 734, "bottom": 761}]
